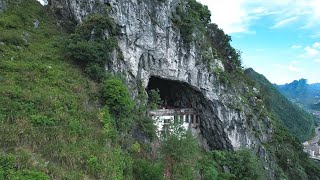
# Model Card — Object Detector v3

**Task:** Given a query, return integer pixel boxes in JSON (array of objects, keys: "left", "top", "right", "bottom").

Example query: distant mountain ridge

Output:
[
  {"left": 276, "top": 79, "right": 320, "bottom": 110},
  {"left": 244, "top": 68, "right": 315, "bottom": 141}
]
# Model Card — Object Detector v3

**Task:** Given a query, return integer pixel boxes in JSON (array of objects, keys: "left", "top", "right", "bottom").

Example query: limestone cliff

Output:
[
  {"left": 48, "top": 0, "right": 274, "bottom": 176},
  {"left": 0, "top": 0, "right": 6, "bottom": 12}
]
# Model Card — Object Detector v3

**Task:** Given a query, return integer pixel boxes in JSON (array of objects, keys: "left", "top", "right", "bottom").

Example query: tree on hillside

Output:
[{"left": 160, "top": 119, "right": 199, "bottom": 179}]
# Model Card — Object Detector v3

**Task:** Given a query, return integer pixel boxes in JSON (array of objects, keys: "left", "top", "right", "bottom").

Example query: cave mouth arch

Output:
[
  {"left": 146, "top": 76, "right": 199, "bottom": 109},
  {"left": 146, "top": 76, "right": 233, "bottom": 150}
]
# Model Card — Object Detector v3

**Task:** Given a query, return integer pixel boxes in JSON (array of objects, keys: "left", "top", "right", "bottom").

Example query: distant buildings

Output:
[
  {"left": 312, "top": 111, "right": 320, "bottom": 117},
  {"left": 303, "top": 140, "right": 320, "bottom": 160}
]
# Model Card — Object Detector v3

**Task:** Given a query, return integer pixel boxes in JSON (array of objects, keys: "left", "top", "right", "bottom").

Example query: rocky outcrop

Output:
[
  {"left": 0, "top": 0, "right": 7, "bottom": 12},
  {"left": 48, "top": 0, "right": 273, "bottom": 172}
]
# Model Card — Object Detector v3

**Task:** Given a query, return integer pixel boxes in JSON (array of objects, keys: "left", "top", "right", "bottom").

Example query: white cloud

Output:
[
  {"left": 313, "top": 42, "right": 320, "bottom": 48},
  {"left": 273, "top": 62, "right": 302, "bottom": 72},
  {"left": 267, "top": 63, "right": 305, "bottom": 84},
  {"left": 252, "top": 7, "right": 266, "bottom": 14},
  {"left": 304, "top": 46, "right": 319, "bottom": 57},
  {"left": 198, "top": 0, "right": 320, "bottom": 34},
  {"left": 197, "top": 0, "right": 249, "bottom": 33},
  {"left": 300, "top": 42, "right": 320, "bottom": 68},
  {"left": 271, "top": 16, "right": 298, "bottom": 29},
  {"left": 288, "top": 64, "right": 302, "bottom": 72},
  {"left": 291, "top": 45, "right": 302, "bottom": 49},
  {"left": 301, "top": 42, "right": 320, "bottom": 58}
]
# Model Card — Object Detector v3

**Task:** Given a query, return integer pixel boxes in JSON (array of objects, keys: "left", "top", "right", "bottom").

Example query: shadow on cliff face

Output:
[{"left": 146, "top": 76, "right": 233, "bottom": 150}]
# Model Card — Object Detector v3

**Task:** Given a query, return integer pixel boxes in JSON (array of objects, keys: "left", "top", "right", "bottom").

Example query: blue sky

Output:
[{"left": 198, "top": 0, "right": 320, "bottom": 84}]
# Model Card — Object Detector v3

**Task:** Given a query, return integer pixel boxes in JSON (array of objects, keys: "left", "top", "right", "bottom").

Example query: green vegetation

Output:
[
  {"left": 0, "top": 1, "right": 131, "bottom": 178},
  {"left": 244, "top": 68, "right": 315, "bottom": 142},
  {"left": 244, "top": 68, "right": 320, "bottom": 179},
  {"left": 212, "top": 150, "right": 264, "bottom": 180},
  {"left": 101, "top": 77, "right": 134, "bottom": 132},
  {"left": 66, "top": 14, "right": 118, "bottom": 81},
  {"left": 160, "top": 120, "right": 200, "bottom": 179},
  {"left": 156, "top": 118, "right": 265, "bottom": 180},
  {"left": 1, "top": 0, "right": 319, "bottom": 179},
  {"left": 148, "top": 89, "right": 162, "bottom": 110},
  {"left": 207, "top": 24, "right": 242, "bottom": 71},
  {"left": 172, "top": 0, "right": 211, "bottom": 43},
  {"left": 172, "top": 0, "right": 241, "bottom": 72},
  {"left": 0, "top": 153, "right": 48, "bottom": 179},
  {"left": 264, "top": 122, "right": 320, "bottom": 180}
]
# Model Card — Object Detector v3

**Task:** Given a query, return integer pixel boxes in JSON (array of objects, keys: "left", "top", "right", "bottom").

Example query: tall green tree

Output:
[
  {"left": 101, "top": 77, "right": 134, "bottom": 132},
  {"left": 160, "top": 119, "right": 200, "bottom": 179}
]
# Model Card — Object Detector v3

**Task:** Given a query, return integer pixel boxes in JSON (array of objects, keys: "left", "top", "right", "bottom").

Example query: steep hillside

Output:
[
  {"left": 0, "top": 1, "right": 133, "bottom": 179},
  {"left": 245, "top": 69, "right": 315, "bottom": 141},
  {"left": 244, "top": 68, "right": 320, "bottom": 179},
  {"left": 1, "top": 0, "right": 320, "bottom": 179}
]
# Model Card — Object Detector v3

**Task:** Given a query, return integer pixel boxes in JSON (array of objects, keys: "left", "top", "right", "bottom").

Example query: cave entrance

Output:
[
  {"left": 147, "top": 76, "right": 195, "bottom": 108},
  {"left": 146, "top": 76, "right": 233, "bottom": 150},
  {"left": 146, "top": 76, "right": 201, "bottom": 137}
]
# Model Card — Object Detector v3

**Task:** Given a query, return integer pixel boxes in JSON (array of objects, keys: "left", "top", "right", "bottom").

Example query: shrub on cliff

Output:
[
  {"left": 172, "top": 0, "right": 211, "bottom": 43},
  {"left": 171, "top": 0, "right": 241, "bottom": 71},
  {"left": 0, "top": 153, "right": 49, "bottom": 179},
  {"left": 101, "top": 77, "right": 134, "bottom": 131},
  {"left": 66, "top": 14, "right": 117, "bottom": 81},
  {"left": 212, "top": 150, "right": 264, "bottom": 180},
  {"left": 207, "top": 23, "right": 242, "bottom": 71}
]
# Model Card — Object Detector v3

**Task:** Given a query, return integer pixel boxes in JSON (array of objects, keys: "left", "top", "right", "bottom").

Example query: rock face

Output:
[
  {"left": 0, "top": 0, "right": 6, "bottom": 12},
  {"left": 49, "top": 0, "right": 272, "bottom": 164}
]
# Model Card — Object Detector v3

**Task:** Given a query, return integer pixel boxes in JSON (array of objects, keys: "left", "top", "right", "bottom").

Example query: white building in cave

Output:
[{"left": 149, "top": 108, "right": 200, "bottom": 138}]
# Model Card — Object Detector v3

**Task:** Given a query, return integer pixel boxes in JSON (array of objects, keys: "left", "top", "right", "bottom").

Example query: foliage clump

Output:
[
  {"left": 207, "top": 24, "right": 242, "bottom": 71},
  {"left": 172, "top": 0, "right": 211, "bottom": 43},
  {"left": 66, "top": 14, "right": 118, "bottom": 81},
  {"left": 212, "top": 150, "right": 264, "bottom": 180},
  {"left": 101, "top": 77, "right": 134, "bottom": 132},
  {"left": 171, "top": 0, "right": 242, "bottom": 72},
  {"left": 0, "top": 153, "right": 49, "bottom": 180}
]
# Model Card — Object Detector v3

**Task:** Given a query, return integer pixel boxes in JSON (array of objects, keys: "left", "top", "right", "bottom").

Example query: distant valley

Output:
[{"left": 275, "top": 79, "right": 320, "bottom": 123}]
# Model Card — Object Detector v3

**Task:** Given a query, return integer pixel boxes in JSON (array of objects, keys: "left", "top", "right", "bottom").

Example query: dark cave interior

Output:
[
  {"left": 146, "top": 76, "right": 195, "bottom": 109},
  {"left": 146, "top": 76, "right": 233, "bottom": 150}
]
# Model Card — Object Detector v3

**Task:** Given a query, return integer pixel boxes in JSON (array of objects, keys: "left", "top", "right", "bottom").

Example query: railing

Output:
[
  {"left": 149, "top": 108, "right": 197, "bottom": 116},
  {"left": 150, "top": 108, "right": 200, "bottom": 127}
]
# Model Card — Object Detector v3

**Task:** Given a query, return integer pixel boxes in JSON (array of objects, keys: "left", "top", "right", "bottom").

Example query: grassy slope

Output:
[
  {"left": 0, "top": 1, "right": 130, "bottom": 179},
  {"left": 244, "top": 69, "right": 320, "bottom": 179},
  {"left": 244, "top": 68, "right": 315, "bottom": 142}
]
